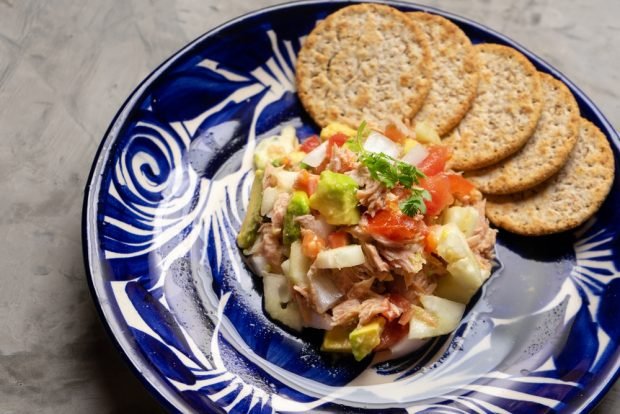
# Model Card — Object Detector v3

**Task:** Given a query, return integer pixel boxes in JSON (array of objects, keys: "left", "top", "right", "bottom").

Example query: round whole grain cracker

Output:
[
  {"left": 443, "top": 43, "right": 543, "bottom": 171},
  {"left": 486, "top": 118, "right": 615, "bottom": 235},
  {"left": 296, "top": 4, "right": 432, "bottom": 130},
  {"left": 408, "top": 12, "right": 479, "bottom": 136},
  {"left": 466, "top": 72, "right": 580, "bottom": 194}
]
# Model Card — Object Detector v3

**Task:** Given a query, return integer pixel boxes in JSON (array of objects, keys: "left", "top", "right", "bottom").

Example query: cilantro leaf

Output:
[
  {"left": 351, "top": 120, "right": 432, "bottom": 216},
  {"left": 400, "top": 189, "right": 431, "bottom": 216},
  {"left": 346, "top": 120, "right": 368, "bottom": 153},
  {"left": 358, "top": 148, "right": 426, "bottom": 190}
]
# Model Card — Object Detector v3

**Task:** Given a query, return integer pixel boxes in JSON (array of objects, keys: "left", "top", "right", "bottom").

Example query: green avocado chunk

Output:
[
  {"left": 309, "top": 171, "right": 360, "bottom": 225},
  {"left": 349, "top": 317, "right": 385, "bottom": 361},
  {"left": 236, "top": 170, "right": 264, "bottom": 249},
  {"left": 282, "top": 191, "right": 311, "bottom": 245},
  {"left": 321, "top": 326, "right": 353, "bottom": 352}
]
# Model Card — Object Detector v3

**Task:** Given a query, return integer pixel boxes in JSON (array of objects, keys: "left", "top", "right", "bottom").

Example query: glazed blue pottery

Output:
[{"left": 82, "top": 1, "right": 620, "bottom": 412}]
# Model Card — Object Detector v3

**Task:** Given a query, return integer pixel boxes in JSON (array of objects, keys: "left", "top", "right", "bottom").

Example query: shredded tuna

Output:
[
  {"left": 467, "top": 200, "right": 497, "bottom": 272},
  {"left": 361, "top": 242, "right": 390, "bottom": 272},
  {"left": 383, "top": 300, "right": 403, "bottom": 322},
  {"left": 402, "top": 272, "right": 437, "bottom": 295},
  {"left": 398, "top": 305, "right": 415, "bottom": 325},
  {"left": 296, "top": 214, "right": 334, "bottom": 239},
  {"left": 294, "top": 291, "right": 315, "bottom": 326},
  {"left": 347, "top": 166, "right": 393, "bottom": 215},
  {"left": 293, "top": 285, "right": 309, "bottom": 299},
  {"left": 347, "top": 277, "right": 376, "bottom": 300},
  {"left": 331, "top": 299, "right": 361, "bottom": 327},
  {"left": 259, "top": 223, "right": 283, "bottom": 272},
  {"left": 262, "top": 164, "right": 278, "bottom": 189},
  {"left": 389, "top": 269, "right": 435, "bottom": 302},
  {"left": 378, "top": 243, "right": 425, "bottom": 274},
  {"left": 270, "top": 192, "right": 291, "bottom": 232},
  {"left": 358, "top": 297, "right": 391, "bottom": 325},
  {"left": 328, "top": 145, "right": 358, "bottom": 173},
  {"left": 332, "top": 266, "right": 364, "bottom": 294},
  {"left": 352, "top": 219, "right": 422, "bottom": 248}
]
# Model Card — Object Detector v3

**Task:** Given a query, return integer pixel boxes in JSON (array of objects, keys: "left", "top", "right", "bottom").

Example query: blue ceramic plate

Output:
[{"left": 83, "top": 1, "right": 620, "bottom": 413}]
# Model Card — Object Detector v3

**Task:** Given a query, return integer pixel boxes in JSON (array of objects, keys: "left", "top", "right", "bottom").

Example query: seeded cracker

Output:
[
  {"left": 443, "top": 44, "right": 543, "bottom": 171},
  {"left": 296, "top": 4, "right": 432, "bottom": 130},
  {"left": 408, "top": 12, "right": 479, "bottom": 136},
  {"left": 486, "top": 119, "right": 615, "bottom": 235},
  {"left": 466, "top": 72, "right": 580, "bottom": 194}
]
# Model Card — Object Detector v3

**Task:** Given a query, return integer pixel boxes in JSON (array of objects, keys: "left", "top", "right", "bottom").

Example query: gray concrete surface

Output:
[{"left": 0, "top": 0, "right": 618, "bottom": 412}]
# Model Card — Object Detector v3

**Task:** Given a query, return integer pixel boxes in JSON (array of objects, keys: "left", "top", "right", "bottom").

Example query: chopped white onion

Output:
[
  {"left": 314, "top": 245, "right": 366, "bottom": 269},
  {"left": 261, "top": 187, "right": 279, "bottom": 216},
  {"left": 301, "top": 141, "right": 328, "bottom": 167},
  {"left": 363, "top": 131, "right": 401, "bottom": 158},
  {"left": 401, "top": 144, "right": 429, "bottom": 166},
  {"left": 303, "top": 311, "right": 333, "bottom": 330},
  {"left": 275, "top": 170, "right": 298, "bottom": 191},
  {"left": 308, "top": 271, "right": 343, "bottom": 313}
]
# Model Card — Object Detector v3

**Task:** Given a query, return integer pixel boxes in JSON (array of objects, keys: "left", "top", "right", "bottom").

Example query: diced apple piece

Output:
[
  {"left": 263, "top": 273, "right": 301, "bottom": 331},
  {"left": 408, "top": 295, "right": 465, "bottom": 339},
  {"left": 431, "top": 223, "right": 484, "bottom": 303},
  {"left": 441, "top": 206, "right": 479, "bottom": 237},
  {"left": 281, "top": 259, "right": 291, "bottom": 278},
  {"left": 414, "top": 121, "right": 441, "bottom": 144},
  {"left": 434, "top": 273, "right": 479, "bottom": 304},
  {"left": 435, "top": 223, "right": 475, "bottom": 264}
]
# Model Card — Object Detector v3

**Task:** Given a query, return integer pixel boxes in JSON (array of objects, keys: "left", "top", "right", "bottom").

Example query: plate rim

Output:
[{"left": 81, "top": 1, "right": 620, "bottom": 413}]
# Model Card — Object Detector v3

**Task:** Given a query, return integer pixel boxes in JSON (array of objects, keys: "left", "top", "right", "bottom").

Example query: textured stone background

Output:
[{"left": 0, "top": 0, "right": 618, "bottom": 412}]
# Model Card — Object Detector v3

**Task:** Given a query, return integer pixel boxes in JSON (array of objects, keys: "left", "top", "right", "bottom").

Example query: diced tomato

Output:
[
  {"left": 301, "top": 230, "right": 325, "bottom": 259},
  {"left": 375, "top": 319, "right": 409, "bottom": 351},
  {"left": 327, "top": 231, "right": 349, "bottom": 248},
  {"left": 294, "top": 169, "right": 319, "bottom": 196},
  {"left": 329, "top": 132, "right": 349, "bottom": 147},
  {"left": 420, "top": 173, "right": 454, "bottom": 217},
  {"left": 384, "top": 123, "right": 406, "bottom": 143},
  {"left": 425, "top": 225, "right": 440, "bottom": 253},
  {"left": 447, "top": 174, "right": 476, "bottom": 197},
  {"left": 316, "top": 132, "right": 350, "bottom": 173},
  {"left": 417, "top": 146, "right": 451, "bottom": 176},
  {"left": 299, "top": 135, "right": 321, "bottom": 153},
  {"left": 365, "top": 209, "right": 428, "bottom": 242}
]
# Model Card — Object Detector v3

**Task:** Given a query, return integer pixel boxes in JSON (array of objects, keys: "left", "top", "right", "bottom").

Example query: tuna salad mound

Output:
[{"left": 237, "top": 121, "right": 496, "bottom": 361}]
